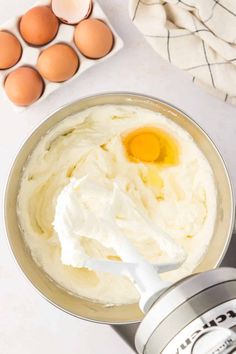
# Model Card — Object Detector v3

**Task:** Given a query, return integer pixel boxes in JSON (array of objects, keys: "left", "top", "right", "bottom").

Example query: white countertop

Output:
[{"left": 0, "top": 1, "right": 236, "bottom": 353}]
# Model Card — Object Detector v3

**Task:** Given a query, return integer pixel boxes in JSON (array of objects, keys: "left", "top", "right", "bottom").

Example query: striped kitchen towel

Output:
[{"left": 129, "top": 0, "right": 236, "bottom": 104}]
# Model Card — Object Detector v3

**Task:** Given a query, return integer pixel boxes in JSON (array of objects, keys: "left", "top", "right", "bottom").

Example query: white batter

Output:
[{"left": 17, "top": 105, "right": 217, "bottom": 305}]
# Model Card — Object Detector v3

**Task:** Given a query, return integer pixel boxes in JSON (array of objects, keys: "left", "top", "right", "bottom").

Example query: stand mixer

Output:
[
  {"left": 54, "top": 176, "right": 236, "bottom": 354},
  {"left": 114, "top": 267, "right": 236, "bottom": 353},
  {"left": 113, "top": 237, "right": 236, "bottom": 354},
  {"left": 4, "top": 93, "right": 235, "bottom": 354}
]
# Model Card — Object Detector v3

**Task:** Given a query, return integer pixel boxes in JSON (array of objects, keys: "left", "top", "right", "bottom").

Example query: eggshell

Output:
[
  {"left": 37, "top": 43, "right": 79, "bottom": 82},
  {"left": 5, "top": 67, "right": 44, "bottom": 106},
  {"left": 52, "top": 0, "right": 92, "bottom": 24},
  {"left": 0, "top": 31, "right": 22, "bottom": 69},
  {"left": 74, "top": 19, "right": 113, "bottom": 59},
  {"left": 19, "top": 6, "right": 59, "bottom": 46}
]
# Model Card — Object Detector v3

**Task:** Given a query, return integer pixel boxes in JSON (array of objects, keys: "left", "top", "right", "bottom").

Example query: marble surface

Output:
[{"left": 0, "top": 1, "right": 235, "bottom": 353}]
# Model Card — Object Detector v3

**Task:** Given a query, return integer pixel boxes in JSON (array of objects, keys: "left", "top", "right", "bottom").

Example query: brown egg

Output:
[
  {"left": 19, "top": 6, "right": 59, "bottom": 46},
  {"left": 37, "top": 44, "right": 79, "bottom": 82},
  {"left": 74, "top": 19, "right": 114, "bottom": 59},
  {"left": 5, "top": 67, "right": 44, "bottom": 106},
  {"left": 0, "top": 31, "right": 22, "bottom": 69}
]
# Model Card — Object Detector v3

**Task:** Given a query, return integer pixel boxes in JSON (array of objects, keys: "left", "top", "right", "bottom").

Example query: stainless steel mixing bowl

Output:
[{"left": 4, "top": 93, "right": 235, "bottom": 324}]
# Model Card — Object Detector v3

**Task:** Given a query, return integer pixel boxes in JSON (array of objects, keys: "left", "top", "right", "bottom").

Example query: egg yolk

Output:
[
  {"left": 128, "top": 132, "right": 160, "bottom": 162},
  {"left": 123, "top": 127, "right": 179, "bottom": 166}
]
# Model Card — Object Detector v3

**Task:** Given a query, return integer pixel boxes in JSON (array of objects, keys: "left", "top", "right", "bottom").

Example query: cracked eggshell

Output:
[{"left": 52, "top": 0, "right": 92, "bottom": 25}]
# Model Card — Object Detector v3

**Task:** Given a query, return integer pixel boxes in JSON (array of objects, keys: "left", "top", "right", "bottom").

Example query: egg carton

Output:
[{"left": 0, "top": 0, "right": 124, "bottom": 111}]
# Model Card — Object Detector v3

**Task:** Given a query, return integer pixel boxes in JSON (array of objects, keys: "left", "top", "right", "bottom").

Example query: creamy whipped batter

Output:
[{"left": 17, "top": 105, "right": 217, "bottom": 305}]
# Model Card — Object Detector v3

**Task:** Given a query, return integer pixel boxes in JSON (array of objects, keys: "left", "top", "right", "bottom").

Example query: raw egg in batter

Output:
[{"left": 123, "top": 127, "right": 179, "bottom": 166}]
